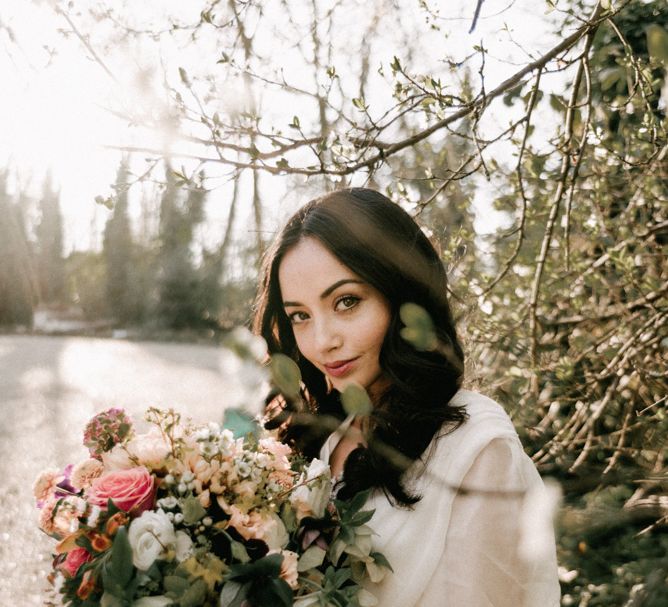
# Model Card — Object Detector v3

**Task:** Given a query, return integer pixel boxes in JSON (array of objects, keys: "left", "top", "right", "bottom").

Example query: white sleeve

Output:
[{"left": 423, "top": 437, "right": 536, "bottom": 606}]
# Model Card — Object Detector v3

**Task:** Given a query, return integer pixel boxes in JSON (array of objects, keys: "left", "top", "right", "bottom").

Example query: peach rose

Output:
[
  {"left": 87, "top": 467, "right": 155, "bottom": 514},
  {"left": 60, "top": 547, "right": 92, "bottom": 578}
]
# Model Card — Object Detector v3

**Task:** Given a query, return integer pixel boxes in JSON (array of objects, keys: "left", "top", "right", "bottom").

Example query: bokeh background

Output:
[{"left": 0, "top": 1, "right": 666, "bottom": 605}]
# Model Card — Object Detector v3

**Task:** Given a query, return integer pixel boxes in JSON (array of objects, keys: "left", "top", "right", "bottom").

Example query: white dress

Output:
[{"left": 319, "top": 390, "right": 561, "bottom": 607}]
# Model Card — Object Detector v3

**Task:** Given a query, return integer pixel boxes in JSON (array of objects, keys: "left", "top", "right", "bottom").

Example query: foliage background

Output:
[{"left": 0, "top": 1, "right": 666, "bottom": 605}]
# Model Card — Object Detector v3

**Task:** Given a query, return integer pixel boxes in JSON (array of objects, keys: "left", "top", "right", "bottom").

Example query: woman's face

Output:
[{"left": 278, "top": 237, "right": 392, "bottom": 397}]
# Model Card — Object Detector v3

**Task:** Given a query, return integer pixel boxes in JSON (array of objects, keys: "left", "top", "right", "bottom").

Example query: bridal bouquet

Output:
[{"left": 34, "top": 405, "right": 390, "bottom": 607}]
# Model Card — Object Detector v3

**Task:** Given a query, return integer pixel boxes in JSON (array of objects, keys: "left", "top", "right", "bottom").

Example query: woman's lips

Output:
[{"left": 323, "top": 357, "right": 358, "bottom": 378}]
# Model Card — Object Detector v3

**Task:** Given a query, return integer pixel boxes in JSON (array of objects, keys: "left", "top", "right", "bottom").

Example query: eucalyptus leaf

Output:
[
  {"left": 180, "top": 578, "right": 207, "bottom": 607},
  {"left": 341, "top": 384, "right": 372, "bottom": 416},
  {"left": 270, "top": 354, "right": 302, "bottom": 398},
  {"left": 230, "top": 540, "right": 251, "bottom": 564},
  {"left": 181, "top": 496, "right": 206, "bottom": 525},
  {"left": 163, "top": 575, "right": 189, "bottom": 597},
  {"left": 219, "top": 581, "right": 247, "bottom": 607},
  {"left": 297, "top": 545, "right": 327, "bottom": 572}
]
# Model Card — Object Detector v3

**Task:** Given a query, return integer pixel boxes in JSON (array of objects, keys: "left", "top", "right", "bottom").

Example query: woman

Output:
[{"left": 253, "top": 188, "right": 560, "bottom": 606}]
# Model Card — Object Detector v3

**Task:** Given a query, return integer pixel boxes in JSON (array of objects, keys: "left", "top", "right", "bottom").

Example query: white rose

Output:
[
  {"left": 132, "top": 597, "right": 173, "bottom": 607},
  {"left": 128, "top": 510, "right": 176, "bottom": 571}
]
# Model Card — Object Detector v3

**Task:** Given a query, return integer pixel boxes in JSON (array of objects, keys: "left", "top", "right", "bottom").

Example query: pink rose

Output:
[
  {"left": 87, "top": 467, "right": 155, "bottom": 514},
  {"left": 60, "top": 547, "right": 92, "bottom": 578}
]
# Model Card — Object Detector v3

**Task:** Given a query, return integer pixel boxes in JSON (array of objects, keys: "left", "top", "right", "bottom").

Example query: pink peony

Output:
[
  {"left": 59, "top": 547, "right": 92, "bottom": 578},
  {"left": 87, "top": 467, "right": 155, "bottom": 514}
]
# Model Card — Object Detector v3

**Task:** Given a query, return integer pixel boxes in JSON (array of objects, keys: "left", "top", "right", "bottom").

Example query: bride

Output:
[{"left": 253, "top": 188, "right": 560, "bottom": 606}]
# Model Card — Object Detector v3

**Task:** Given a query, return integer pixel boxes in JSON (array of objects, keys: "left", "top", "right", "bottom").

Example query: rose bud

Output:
[
  {"left": 89, "top": 532, "right": 112, "bottom": 552},
  {"left": 76, "top": 570, "right": 96, "bottom": 600},
  {"left": 105, "top": 512, "right": 129, "bottom": 537}
]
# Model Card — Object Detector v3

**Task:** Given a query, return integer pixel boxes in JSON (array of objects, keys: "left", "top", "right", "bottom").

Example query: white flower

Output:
[
  {"left": 132, "top": 597, "right": 173, "bottom": 607},
  {"left": 290, "top": 459, "right": 332, "bottom": 520},
  {"left": 86, "top": 504, "right": 102, "bottom": 527},
  {"left": 128, "top": 510, "right": 176, "bottom": 571},
  {"left": 157, "top": 496, "right": 178, "bottom": 510},
  {"left": 174, "top": 531, "right": 193, "bottom": 562}
]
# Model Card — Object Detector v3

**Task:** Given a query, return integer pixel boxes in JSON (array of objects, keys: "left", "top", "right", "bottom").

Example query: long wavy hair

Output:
[{"left": 253, "top": 188, "right": 466, "bottom": 507}]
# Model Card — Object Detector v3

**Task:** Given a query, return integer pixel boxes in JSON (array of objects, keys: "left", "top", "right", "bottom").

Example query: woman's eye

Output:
[
  {"left": 288, "top": 311, "right": 309, "bottom": 325},
  {"left": 335, "top": 295, "right": 360, "bottom": 311}
]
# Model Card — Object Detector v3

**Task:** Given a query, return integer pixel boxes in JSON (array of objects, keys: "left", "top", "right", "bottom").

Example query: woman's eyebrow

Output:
[{"left": 283, "top": 278, "right": 364, "bottom": 308}]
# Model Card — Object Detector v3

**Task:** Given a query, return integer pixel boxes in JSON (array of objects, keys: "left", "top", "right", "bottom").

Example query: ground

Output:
[{"left": 0, "top": 334, "right": 235, "bottom": 606}]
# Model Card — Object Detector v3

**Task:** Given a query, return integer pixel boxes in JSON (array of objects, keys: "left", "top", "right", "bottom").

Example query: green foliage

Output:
[
  {"left": 0, "top": 173, "right": 37, "bottom": 326},
  {"left": 341, "top": 384, "right": 372, "bottom": 417},
  {"left": 270, "top": 353, "right": 302, "bottom": 399},
  {"left": 103, "top": 160, "right": 138, "bottom": 323},
  {"left": 35, "top": 173, "right": 66, "bottom": 304}
]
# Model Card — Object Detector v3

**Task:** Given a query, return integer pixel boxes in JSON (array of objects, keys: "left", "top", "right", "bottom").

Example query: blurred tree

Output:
[
  {"left": 103, "top": 158, "right": 135, "bottom": 323},
  {"left": 155, "top": 167, "right": 211, "bottom": 329},
  {"left": 35, "top": 173, "right": 66, "bottom": 304},
  {"left": 0, "top": 171, "right": 37, "bottom": 326}
]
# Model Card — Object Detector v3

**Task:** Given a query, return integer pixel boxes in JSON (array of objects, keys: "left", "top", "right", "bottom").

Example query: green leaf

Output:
[
  {"left": 99, "top": 592, "right": 124, "bottom": 607},
  {"left": 598, "top": 67, "right": 624, "bottom": 92},
  {"left": 222, "top": 408, "right": 260, "bottom": 439},
  {"left": 180, "top": 578, "right": 207, "bottom": 607},
  {"left": 350, "top": 510, "right": 375, "bottom": 526},
  {"left": 341, "top": 384, "right": 372, "bottom": 417},
  {"left": 178, "top": 67, "right": 190, "bottom": 86},
  {"left": 110, "top": 526, "right": 134, "bottom": 585},
  {"left": 270, "top": 353, "right": 302, "bottom": 398},
  {"left": 181, "top": 496, "right": 206, "bottom": 525},
  {"left": 647, "top": 25, "right": 668, "bottom": 64},
  {"left": 230, "top": 539, "right": 251, "bottom": 563},
  {"left": 219, "top": 581, "right": 248, "bottom": 607},
  {"left": 163, "top": 575, "right": 190, "bottom": 597},
  {"left": 352, "top": 97, "right": 367, "bottom": 111},
  {"left": 298, "top": 546, "right": 327, "bottom": 572},
  {"left": 370, "top": 551, "right": 393, "bottom": 572},
  {"left": 399, "top": 303, "right": 438, "bottom": 351}
]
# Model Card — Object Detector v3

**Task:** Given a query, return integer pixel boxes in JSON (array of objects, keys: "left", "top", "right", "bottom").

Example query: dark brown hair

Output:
[{"left": 253, "top": 188, "right": 466, "bottom": 506}]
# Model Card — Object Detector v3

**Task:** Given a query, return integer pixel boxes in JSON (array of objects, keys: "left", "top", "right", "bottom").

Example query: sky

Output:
[{"left": 0, "top": 0, "right": 564, "bottom": 253}]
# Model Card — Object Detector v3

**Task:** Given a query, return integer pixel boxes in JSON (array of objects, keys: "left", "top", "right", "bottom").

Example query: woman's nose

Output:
[{"left": 313, "top": 318, "right": 342, "bottom": 353}]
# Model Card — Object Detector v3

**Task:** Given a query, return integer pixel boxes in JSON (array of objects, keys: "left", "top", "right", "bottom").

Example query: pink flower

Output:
[
  {"left": 87, "top": 467, "right": 155, "bottom": 514},
  {"left": 33, "top": 469, "right": 64, "bottom": 504},
  {"left": 59, "top": 547, "right": 92, "bottom": 578},
  {"left": 70, "top": 459, "right": 104, "bottom": 491},
  {"left": 270, "top": 549, "right": 299, "bottom": 589},
  {"left": 259, "top": 437, "right": 292, "bottom": 460},
  {"left": 83, "top": 408, "right": 133, "bottom": 458}
]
